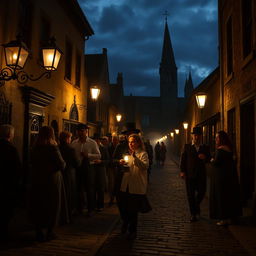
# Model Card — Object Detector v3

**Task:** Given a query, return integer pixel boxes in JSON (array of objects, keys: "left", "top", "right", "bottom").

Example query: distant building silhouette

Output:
[{"left": 123, "top": 20, "right": 191, "bottom": 138}]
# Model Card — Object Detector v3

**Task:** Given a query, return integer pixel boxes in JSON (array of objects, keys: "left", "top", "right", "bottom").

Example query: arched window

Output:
[{"left": 70, "top": 104, "right": 79, "bottom": 121}]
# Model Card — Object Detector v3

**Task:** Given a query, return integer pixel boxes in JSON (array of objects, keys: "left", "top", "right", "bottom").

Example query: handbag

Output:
[{"left": 139, "top": 195, "right": 152, "bottom": 213}]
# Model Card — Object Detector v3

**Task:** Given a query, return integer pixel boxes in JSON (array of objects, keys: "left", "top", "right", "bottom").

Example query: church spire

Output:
[
  {"left": 161, "top": 20, "right": 176, "bottom": 68},
  {"left": 184, "top": 70, "right": 194, "bottom": 98}
]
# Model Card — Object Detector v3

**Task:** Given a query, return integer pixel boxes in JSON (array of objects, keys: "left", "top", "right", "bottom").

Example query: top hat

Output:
[
  {"left": 191, "top": 126, "right": 202, "bottom": 135},
  {"left": 77, "top": 123, "right": 89, "bottom": 130},
  {"left": 121, "top": 122, "right": 141, "bottom": 135}
]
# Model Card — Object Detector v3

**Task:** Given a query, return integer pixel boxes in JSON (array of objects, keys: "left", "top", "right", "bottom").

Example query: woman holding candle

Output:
[{"left": 118, "top": 133, "right": 151, "bottom": 240}]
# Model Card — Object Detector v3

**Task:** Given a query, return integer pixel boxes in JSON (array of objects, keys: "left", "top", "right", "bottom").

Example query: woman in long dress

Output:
[
  {"left": 29, "top": 126, "right": 66, "bottom": 241},
  {"left": 209, "top": 131, "right": 241, "bottom": 226}
]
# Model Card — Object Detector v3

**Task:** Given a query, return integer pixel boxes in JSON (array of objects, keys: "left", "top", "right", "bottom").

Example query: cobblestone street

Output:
[
  {"left": 96, "top": 160, "right": 251, "bottom": 256},
  {"left": 0, "top": 159, "right": 254, "bottom": 256}
]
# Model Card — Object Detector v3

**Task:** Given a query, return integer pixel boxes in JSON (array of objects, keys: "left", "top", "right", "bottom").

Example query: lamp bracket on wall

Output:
[{"left": 0, "top": 67, "right": 51, "bottom": 86}]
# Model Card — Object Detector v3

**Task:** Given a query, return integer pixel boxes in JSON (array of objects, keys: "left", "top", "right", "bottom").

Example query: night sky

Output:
[{"left": 78, "top": 0, "right": 218, "bottom": 97}]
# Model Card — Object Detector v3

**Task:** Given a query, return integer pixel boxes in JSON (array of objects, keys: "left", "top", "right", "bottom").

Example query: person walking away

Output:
[
  {"left": 160, "top": 141, "right": 167, "bottom": 166},
  {"left": 180, "top": 126, "right": 211, "bottom": 222},
  {"left": 29, "top": 126, "right": 66, "bottom": 241},
  {"left": 154, "top": 141, "right": 161, "bottom": 166},
  {"left": 0, "top": 124, "right": 21, "bottom": 241},
  {"left": 118, "top": 134, "right": 151, "bottom": 240},
  {"left": 209, "top": 131, "right": 241, "bottom": 226},
  {"left": 71, "top": 124, "right": 101, "bottom": 216},
  {"left": 59, "top": 131, "right": 79, "bottom": 221}
]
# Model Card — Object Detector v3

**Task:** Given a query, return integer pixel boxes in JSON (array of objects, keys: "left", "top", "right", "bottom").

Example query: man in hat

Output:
[
  {"left": 180, "top": 126, "right": 211, "bottom": 222},
  {"left": 71, "top": 124, "right": 101, "bottom": 216}
]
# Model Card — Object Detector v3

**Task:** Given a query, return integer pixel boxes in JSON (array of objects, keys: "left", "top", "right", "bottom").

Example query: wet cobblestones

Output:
[{"left": 96, "top": 161, "right": 250, "bottom": 256}]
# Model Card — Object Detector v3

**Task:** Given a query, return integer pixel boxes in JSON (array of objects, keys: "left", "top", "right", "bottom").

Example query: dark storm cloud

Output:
[{"left": 78, "top": 0, "right": 218, "bottom": 96}]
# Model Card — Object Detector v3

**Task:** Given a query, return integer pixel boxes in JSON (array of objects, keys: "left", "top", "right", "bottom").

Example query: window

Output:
[
  {"left": 65, "top": 39, "right": 72, "bottom": 81},
  {"left": 242, "top": 0, "right": 252, "bottom": 58},
  {"left": 75, "top": 51, "right": 81, "bottom": 87},
  {"left": 70, "top": 104, "right": 79, "bottom": 121},
  {"left": 226, "top": 16, "right": 233, "bottom": 76},
  {"left": 227, "top": 108, "right": 236, "bottom": 153}
]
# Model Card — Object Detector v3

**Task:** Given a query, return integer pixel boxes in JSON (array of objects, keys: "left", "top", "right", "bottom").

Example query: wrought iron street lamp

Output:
[
  {"left": 90, "top": 86, "right": 100, "bottom": 100},
  {"left": 170, "top": 132, "right": 174, "bottom": 138},
  {"left": 175, "top": 129, "right": 179, "bottom": 135},
  {"left": 195, "top": 92, "right": 207, "bottom": 108},
  {"left": 0, "top": 36, "right": 62, "bottom": 86},
  {"left": 116, "top": 113, "right": 122, "bottom": 122}
]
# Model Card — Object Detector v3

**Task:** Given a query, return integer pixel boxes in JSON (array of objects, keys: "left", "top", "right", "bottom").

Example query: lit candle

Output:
[{"left": 124, "top": 155, "right": 129, "bottom": 163}]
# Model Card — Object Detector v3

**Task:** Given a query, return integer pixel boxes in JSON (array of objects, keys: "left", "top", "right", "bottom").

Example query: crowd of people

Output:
[
  {"left": 0, "top": 123, "right": 154, "bottom": 242},
  {"left": 0, "top": 122, "right": 242, "bottom": 243}
]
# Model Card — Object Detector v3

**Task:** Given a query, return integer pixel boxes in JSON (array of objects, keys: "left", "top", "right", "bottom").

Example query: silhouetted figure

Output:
[
  {"left": 0, "top": 125, "right": 21, "bottom": 241},
  {"left": 180, "top": 127, "right": 211, "bottom": 222},
  {"left": 59, "top": 131, "right": 79, "bottom": 221},
  {"left": 210, "top": 131, "right": 241, "bottom": 226},
  {"left": 29, "top": 126, "right": 66, "bottom": 242},
  {"left": 154, "top": 142, "right": 161, "bottom": 166},
  {"left": 160, "top": 142, "right": 167, "bottom": 166}
]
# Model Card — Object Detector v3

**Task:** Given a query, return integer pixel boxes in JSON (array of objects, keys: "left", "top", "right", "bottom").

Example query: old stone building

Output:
[
  {"left": 219, "top": 0, "right": 256, "bottom": 213},
  {"left": 0, "top": 0, "right": 93, "bottom": 169},
  {"left": 178, "top": 0, "right": 256, "bottom": 216}
]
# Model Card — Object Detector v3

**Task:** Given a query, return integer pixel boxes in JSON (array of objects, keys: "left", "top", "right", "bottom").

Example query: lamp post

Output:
[
  {"left": 90, "top": 86, "right": 100, "bottom": 100},
  {"left": 175, "top": 129, "right": 179, "bottom": 135},
  {"left": 0, "top": 36, "right": 62, "bottom": 86},
  {"left": 195, "top": 92, "right": 207, "bottom": 109},
  {"left": 183, "top": 122, "right": 188, "bottom": 143}
]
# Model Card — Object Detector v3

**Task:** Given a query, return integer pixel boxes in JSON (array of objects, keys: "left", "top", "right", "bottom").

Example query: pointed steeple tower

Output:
[
  {"left": 184, "top": 70, "right": 194, "bottom": 98},
  {"left": 161, "top": 21, "right": 177, "bottom": 69},
  {"left": 159, "top": 20, "right": 178, "bottom": 98},
  {"left": 159, "top": 19, "right": 178, "bottom": 130}
]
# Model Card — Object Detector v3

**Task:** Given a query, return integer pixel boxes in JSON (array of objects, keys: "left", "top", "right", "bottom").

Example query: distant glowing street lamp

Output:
[
  {"left": 183, "top": 122, "right": 188, "bottom": 143},
  {"left": 116, "top": 113, "right": 122, "bottom": 122},
  {"left": 183, "top": 122, "right": 188, "bottom": 129},
  {"left": 175, "top": 129, "right": 179, "bottom": 135},
  {"left": 195, "top": 92, "right": 207, "bottom": 108},
  {"left": 170, "top": 132, "right": 174, "bottom": 138},
  {"left": 90, "top": 86, "right": 100, "bottom": 100}
]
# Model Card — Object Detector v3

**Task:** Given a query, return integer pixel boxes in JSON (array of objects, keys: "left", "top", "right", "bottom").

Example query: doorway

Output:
[{"left": 240, "top": 100, "right": 255, "bottom": 204}]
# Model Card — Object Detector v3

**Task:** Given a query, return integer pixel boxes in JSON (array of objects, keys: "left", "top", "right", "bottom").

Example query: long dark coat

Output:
[
  {"left": 29, "top": 144, "right": 66, "bottom": 229},
  {"left": 59, "top": 143, "right": 79, "bottom": 218},
  {"left": 0, "top": 139, "right": 21, "bottom": 223},
  {"left": 209, "top": 149, "right": 241, "bottom": 219},
  {"left": 180, "top": 144, "right": 211, "bottom": 179}
]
